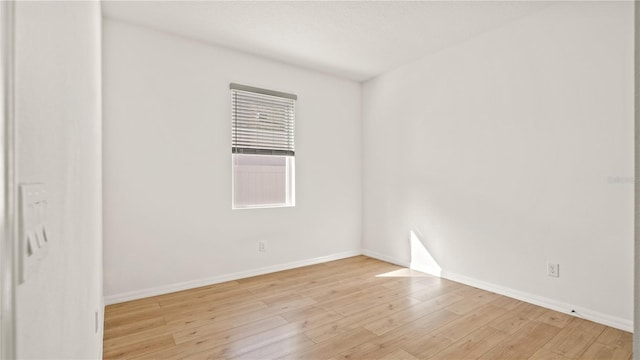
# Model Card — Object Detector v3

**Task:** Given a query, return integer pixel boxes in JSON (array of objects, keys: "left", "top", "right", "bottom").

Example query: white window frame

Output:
[{"left": 230, "top": 83, "right": 296, "bottom": 209}]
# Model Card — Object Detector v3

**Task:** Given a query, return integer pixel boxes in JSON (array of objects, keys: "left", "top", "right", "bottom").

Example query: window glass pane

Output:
[{"left": 232, "top": 154, "right": 294, "bottom": 208}]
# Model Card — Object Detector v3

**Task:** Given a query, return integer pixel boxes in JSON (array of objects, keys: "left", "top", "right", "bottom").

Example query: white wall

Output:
[
  {"left": 102, "top": 19, "right": 362, "bottom": 300},
  {"left": 14, "top": 1, "right": 103, "bottom": 358},
  {"left": 362, "top": 2, "right": 634, "bottom": 330}
]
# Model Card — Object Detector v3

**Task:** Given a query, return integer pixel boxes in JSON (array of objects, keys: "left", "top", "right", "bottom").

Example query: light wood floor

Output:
[{"left": 103, "top": 256, "right": 632, "bottom": 359}]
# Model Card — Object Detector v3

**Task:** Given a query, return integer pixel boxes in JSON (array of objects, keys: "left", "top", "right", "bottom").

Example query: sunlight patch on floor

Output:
[{"left": 375, "top": 268, "right": 430, "bottom": 278}]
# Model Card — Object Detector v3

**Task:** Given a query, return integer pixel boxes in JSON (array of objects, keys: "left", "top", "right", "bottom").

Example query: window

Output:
[{"left": 231, "top": 83, "right": 296, "bottom": 209}]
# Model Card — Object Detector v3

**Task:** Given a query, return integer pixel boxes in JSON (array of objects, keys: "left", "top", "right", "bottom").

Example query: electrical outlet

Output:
[
  {"left": 547, "top": 263, "right": 559, "bottom": 278},
  {"left": 258, "top": 240, "right": 266, "bottom": 252}
]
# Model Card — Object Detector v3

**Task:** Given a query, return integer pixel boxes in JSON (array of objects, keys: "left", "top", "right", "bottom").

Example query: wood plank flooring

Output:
[{"left": 103, "top": 256, "right": 632, "bottom": 359}]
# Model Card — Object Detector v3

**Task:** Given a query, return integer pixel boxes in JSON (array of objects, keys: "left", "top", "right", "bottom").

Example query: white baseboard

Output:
[
  {"left": 361, "top": 248, "right": 631, "bottom": 332},
  {"left": 361, "top": 249, "right": 440, "bottom": 277},
  {"left": 440, "top": 270, "right": 633, "bottom": 332},
  {"left": 104, "top": 250, "right": 361, "bottom": 305},
  {"left": 361, "top": 249, "right": 409, "bottom": 267},
  {"left": 409, "top": 262, "right": 442, "bottom": 277}
]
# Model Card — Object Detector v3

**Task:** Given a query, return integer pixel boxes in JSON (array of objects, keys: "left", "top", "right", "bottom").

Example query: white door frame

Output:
[{"left": 0, "top": 1, "right": 16, "bottom": 358}]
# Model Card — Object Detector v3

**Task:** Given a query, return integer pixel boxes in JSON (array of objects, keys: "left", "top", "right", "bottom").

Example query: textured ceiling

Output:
[{"left": 102, "top": 1, "right": 551, "bottom": 82}]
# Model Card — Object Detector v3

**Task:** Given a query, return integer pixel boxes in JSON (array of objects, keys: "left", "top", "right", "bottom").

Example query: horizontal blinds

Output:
[{"left": 231, "top": 84, "right": 296, "bottom": 156}]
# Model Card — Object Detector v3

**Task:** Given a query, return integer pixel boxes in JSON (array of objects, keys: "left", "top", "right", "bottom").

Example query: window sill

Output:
[{"left": 232, "top": 203, "right": 295, "bottom": 210}]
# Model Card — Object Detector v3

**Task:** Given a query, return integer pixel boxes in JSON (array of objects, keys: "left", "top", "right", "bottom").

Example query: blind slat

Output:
[
  {"left": 233, "top": 117, "right": 293, "bottom": 127},
  {"left": 234, "top": 124, "right": 293, "bottom": 133},
  {"left": 233, "top": 94, "right": 295, "bottom": 108}
]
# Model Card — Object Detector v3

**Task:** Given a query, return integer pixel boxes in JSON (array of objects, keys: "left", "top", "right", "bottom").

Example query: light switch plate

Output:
[{"left": 19, "top": 183, "right": 48, "bottom": 284}]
